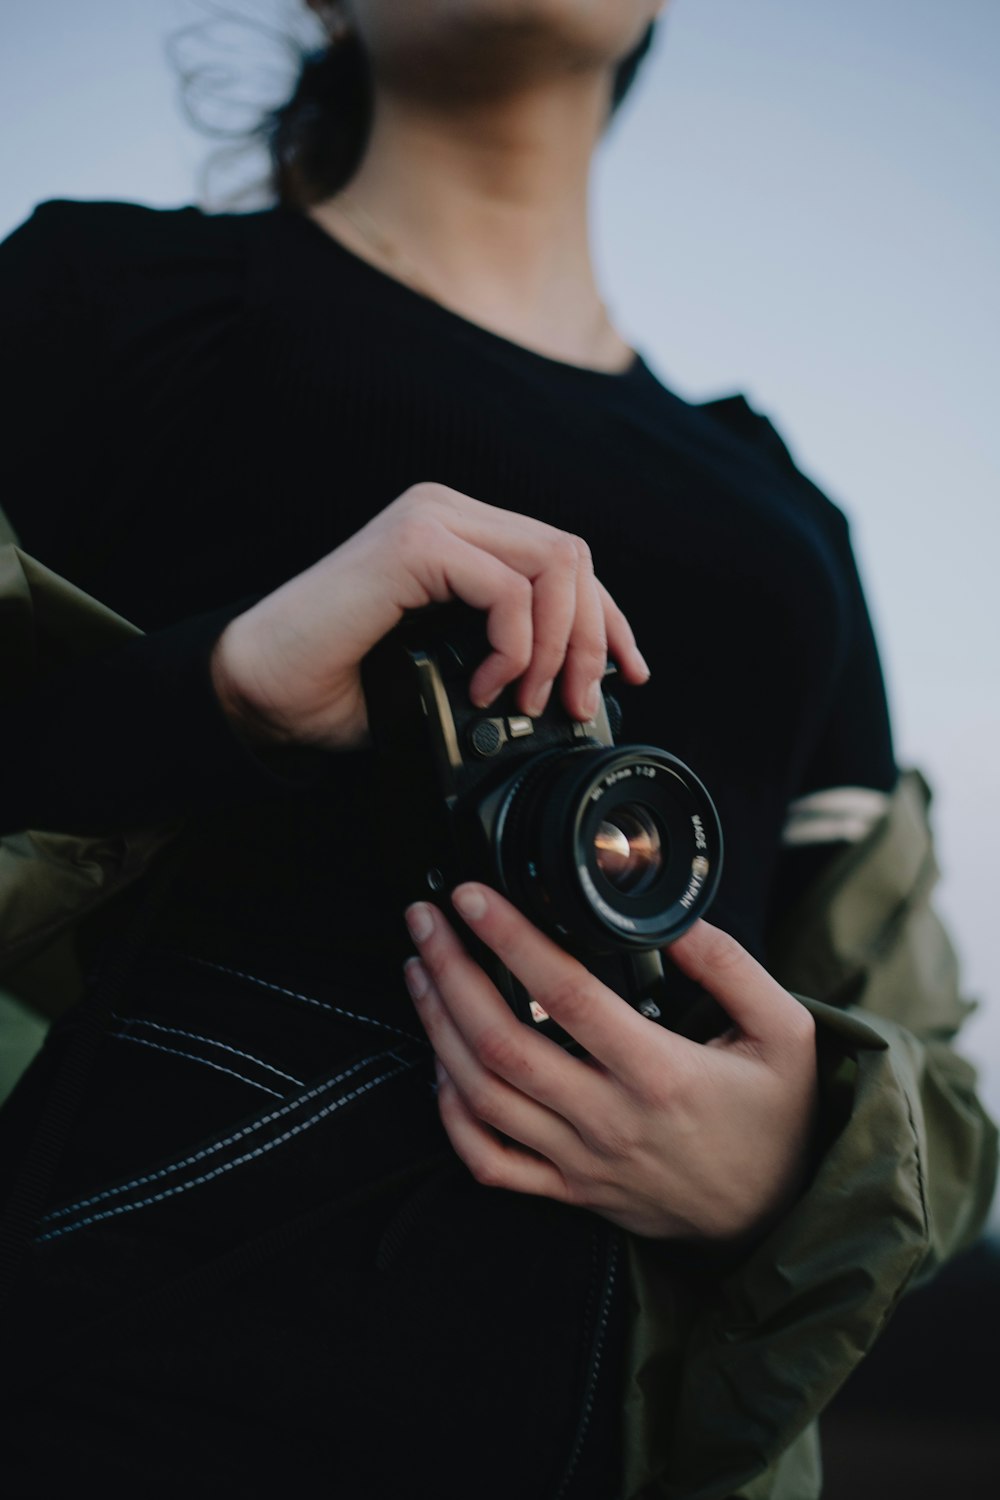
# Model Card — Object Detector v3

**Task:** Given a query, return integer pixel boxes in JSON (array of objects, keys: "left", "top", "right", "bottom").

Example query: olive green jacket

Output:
[
  {"left": 1, "top": 530, "right": 997, "bottom": 1499},
  {"left": 0, "top": 538, "right": 174, "bottom": 1015},
  {"left": 623, "top": 769, "right": 998, "bottom": 1498}
]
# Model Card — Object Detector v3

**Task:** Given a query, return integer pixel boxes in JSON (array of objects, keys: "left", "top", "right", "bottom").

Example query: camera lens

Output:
[
  {"left": 593, "top": 805, "right": 664, "bottom": 895},
  {"left": 495, "top": 745, "right": 722, "bottom": 952}
]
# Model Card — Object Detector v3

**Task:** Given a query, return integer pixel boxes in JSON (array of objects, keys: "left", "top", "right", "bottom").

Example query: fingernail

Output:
[
  {"left": 585, "top": 683, "right": 601, "bottom": 719},
  {"left": 526, "top": 679, "right": 553, "bottom": 718},
  {"left": 406, "top": 902, "right": 434, "bottom": 943},
  {"left": 636, "top": 650, "right": 651, "bottom": 679},
  {"left": 403, "top": 957, "right": 429, "bottom": 1000},
  {"left": 452, "top": 884, "right": 488, "bottom": 922}
]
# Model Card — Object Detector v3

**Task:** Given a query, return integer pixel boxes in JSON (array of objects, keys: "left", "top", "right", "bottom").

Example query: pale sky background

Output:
[{"left": 2, "top": 1, "right": 998, "bottom": 1216}]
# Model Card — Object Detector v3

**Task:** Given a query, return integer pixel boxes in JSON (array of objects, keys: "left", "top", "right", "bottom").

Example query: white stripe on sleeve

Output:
[{"left": 781, "top": 786, "right": 890, "bottom": 847}]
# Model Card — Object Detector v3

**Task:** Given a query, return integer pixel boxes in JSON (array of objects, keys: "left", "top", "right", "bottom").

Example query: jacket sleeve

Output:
[
  {"left": 769, "top": 769, "right": 998, "bottom": 1274},
  {"left": 623, "top": 772, "right": 997, "bottom": 1500}
]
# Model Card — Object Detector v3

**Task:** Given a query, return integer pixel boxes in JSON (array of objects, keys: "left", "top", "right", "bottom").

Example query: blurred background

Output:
[{"left": 2, "top": 1, "right": 998, "bottom": 1492}]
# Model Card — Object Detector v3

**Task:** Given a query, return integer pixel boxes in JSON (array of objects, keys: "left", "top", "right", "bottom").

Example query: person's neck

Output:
[{"left": 309, "top": 82, "right": 635, "bottom": 372}]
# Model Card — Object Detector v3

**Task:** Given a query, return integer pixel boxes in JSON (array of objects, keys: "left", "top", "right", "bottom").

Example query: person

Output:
[{"left": 0, "top": 2, "right": 994, "bottom": 1495}]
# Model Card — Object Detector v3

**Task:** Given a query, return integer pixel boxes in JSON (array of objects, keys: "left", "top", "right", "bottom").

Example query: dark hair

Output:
[{"left": 269, "top": 21, "right": 658, "bottom": 208}]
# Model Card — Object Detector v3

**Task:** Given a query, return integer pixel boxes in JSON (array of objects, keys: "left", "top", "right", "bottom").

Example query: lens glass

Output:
[{"left": 593, "top": 803, "right": 664, "bottom": 895}]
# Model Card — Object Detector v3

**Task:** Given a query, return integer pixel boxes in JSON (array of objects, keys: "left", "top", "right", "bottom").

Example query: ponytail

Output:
[{"left": 267, "top": 34, "right": 373, "bottom": 208}]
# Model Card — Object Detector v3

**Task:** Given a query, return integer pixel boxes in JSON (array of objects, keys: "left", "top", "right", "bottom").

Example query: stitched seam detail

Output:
[
  {"left": 37, "top": 1057, "right": 420, "bottom": 1244},
  {"left": 40, "top": 1052, "right": 391, "bottom": 1226},
  {"left": 112, "top": 1014, "right": 304, "bottom": 1087},
  {"left": 554, "top": 1234, "right": 620, "bottom": 1500},
  {"left": 174, "top": 952, "right": 426, "bottom": 1045},
  {"left": 110, "top": 1032, "right": 286, "bottom": 1099}
]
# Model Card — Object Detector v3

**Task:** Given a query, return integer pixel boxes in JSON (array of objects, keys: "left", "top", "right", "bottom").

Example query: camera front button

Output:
[{"left": 468, "top": 718, "right": 506, "bottom": 757}]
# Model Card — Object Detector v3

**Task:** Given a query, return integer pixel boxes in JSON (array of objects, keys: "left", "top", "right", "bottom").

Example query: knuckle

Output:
[
  {"left": 643, "top": 1071, "right": 678, "bottom": 1114},
  {"left": 392, "top": 507, "right": 442, "bottom": 557},
  {"left": 588, "top": 1113, "right": 641, "bottom": 1161},
  {"left": 476, "top": 1025, "right": 524, "bottom": 1079},
  {"left": 463, "top": 1077, "right": 500, "bottom": 1123},
  {"left": 700, "top": 925, "right": 746, "bottom": 978},
  {"left": 572, "top": 535, "right": 593, "bottom": 570},
  {"left": 468, "top": 1151, "right": 508, "bottom": 1191},
  {"left": 531, "top": 637, "right": 568, "bottom": 675},
  {"left": 506, "top": 572, "right": 533, "bottom": 609},
  {"left": 556, "top": 1175, "right": 586, "bottom": 1209},
  {"left": 399, "top": 479, "right": 448, "bottom": 509},
  {"left": 493, "top": 575, "right": 533, "bottom": 643},
  {"left": 549, "top": 532, "right": 581, "bottom": 571},
  {"left": 502, "top": 639, "right": 533, "bottom": 678},
  {"left": 543, "top": 973, "right": 594, "bottom": 1026},
  {"left": 570, "top": 635, "right": 608, "bottom": 674}
]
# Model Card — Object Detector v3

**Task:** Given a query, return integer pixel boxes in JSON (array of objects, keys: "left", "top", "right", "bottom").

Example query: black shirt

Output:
[{"left": 0, "top": 199, "right": 895, "bottom": 994}]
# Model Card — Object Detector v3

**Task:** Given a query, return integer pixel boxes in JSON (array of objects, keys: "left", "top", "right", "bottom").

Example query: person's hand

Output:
[
  {"left": 403, "top": 884, "right": 819, "bottom": 1243},
  {"left": 210, "top": 481, "right": 649, "bottom": 751}
]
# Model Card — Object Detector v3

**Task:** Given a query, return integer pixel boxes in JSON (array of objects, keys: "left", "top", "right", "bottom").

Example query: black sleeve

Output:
[
  {"left": 771, "top": 520, "right": 899, "bottom": 911},
  {"left": 0, "top": 203, "right": 333, "bottom": 836},
  {"left": 702, "top": 396, "right": 899, "bottom": 920},
  {"left": 706, "top": 393, "right": 897, "bottom": 793},
  {"left": 793, "top": 513, "right": 897, "bottom": 799},
  {"left": 0, "top": 201, "right": 101, "bottom": 563},
  {"left": 1, "top": 596, "right": 335, "bottom": 837}
]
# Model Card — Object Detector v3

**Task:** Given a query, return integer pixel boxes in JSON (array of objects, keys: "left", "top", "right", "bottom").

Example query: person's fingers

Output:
[
  {"left": 446, "top": 883, "right": 670, "bottom": 1088},
  {"left": 404, "top": 899, "right": 605, "bottom": 1122},
  {"left": 558, "top": 543, "right": 609, "bottom": 722},
  {"left": 419, "top": 483, "right": 576, "bottom": 575},
  {"left": 233, "top": 481, "right": 651, "bottom": 750},
  {"left": 596, "top": 579, "right": 650, "bottom": 686},
  {"left": 393, "top": 486, "right": 648, "bottom": 711},
  {"left": 665, "top": 921, "right": 816, "bottom": 1058},
  {"left": 516, "top": 534, "right": 581, "bottom": 717},
  {"left": 433, "top": 1060, "right": 574, "bottom": 1202},
  {"left": 403, "top": 956, "right": 588, "bottom": 1165},
  {"left": 402, "top": 528, "right": 535, "bottom": 706}
]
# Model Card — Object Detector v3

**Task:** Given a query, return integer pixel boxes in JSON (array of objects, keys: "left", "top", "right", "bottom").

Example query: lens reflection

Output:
[{"left": 593, "top": 804, "right": 664, "bottom": 894}]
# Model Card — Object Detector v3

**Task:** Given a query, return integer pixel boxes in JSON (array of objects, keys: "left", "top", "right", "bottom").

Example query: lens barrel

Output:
[{"left": 495, "top": 745, "right": 722, "bottom": 951}]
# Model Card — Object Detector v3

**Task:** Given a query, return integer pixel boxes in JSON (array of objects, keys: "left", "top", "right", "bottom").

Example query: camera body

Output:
[{"left": 363, "top": 606, "right": 723, "bottom": 1048}]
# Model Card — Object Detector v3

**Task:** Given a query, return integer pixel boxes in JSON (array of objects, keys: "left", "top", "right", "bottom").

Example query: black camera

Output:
[{"left": 363, "top": 606, "right": 723, "bottom": 1049}]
